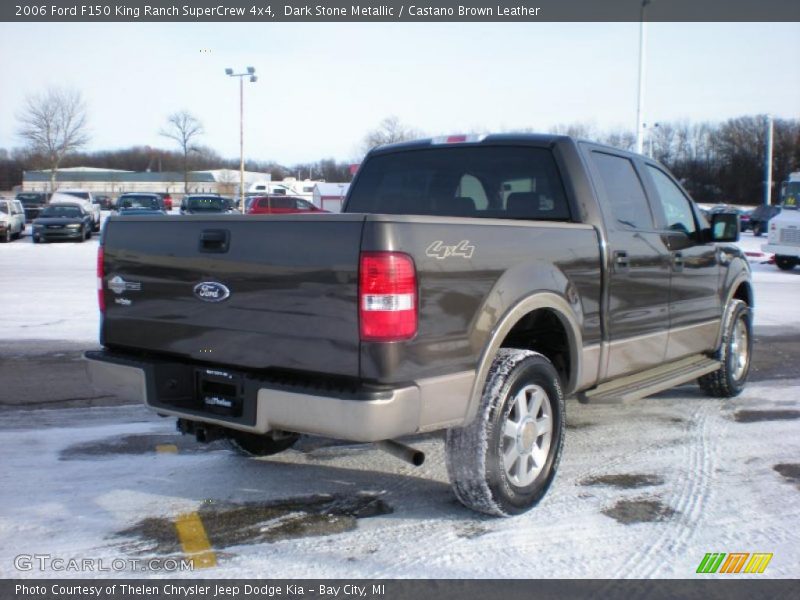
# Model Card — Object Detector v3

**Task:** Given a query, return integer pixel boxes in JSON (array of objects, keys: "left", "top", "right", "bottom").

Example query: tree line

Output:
[{"left": 2, "top": 86, "right": 797, "bottom": 205}]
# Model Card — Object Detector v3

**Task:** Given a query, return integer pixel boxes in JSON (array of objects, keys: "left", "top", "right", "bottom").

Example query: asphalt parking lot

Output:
[{"left": 1, "top": 226, "right": 799, "bottom": 578}]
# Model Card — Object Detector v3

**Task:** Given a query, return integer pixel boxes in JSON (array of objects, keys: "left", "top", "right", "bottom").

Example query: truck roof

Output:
[{"left": 367, "top": 133, "right": 641, "bottom": 161}]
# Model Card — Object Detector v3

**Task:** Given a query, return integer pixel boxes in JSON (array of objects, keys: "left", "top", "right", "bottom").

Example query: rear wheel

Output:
[
  {"left": 752, "top": 222, "right": 763, "bottom": 237},
  {"left": 228, "top": 430, "right": 300, "bottom": 457},
  {"left": 775, "top": 256, "right": 797, "bottom": 271},
  {"left": 698, "top": 299, "right": 751, "bottom": 397},
  {"left": 445, "top": 349, "right": 565, "bottom": 516}
]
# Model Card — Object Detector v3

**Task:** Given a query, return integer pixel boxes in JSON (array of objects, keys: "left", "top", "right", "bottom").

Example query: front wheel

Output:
[
  {"left": 445, "top": 349, "right": 565, "bottom": 517},
  {"left": 698, "top": 299, "right": 752, "bottom": 397},
  {"left": 752, "top": 222, "right": 763, "bottom": 237},
  {"left": 775, "top": 256, "right": 797, "bottom": 271}
]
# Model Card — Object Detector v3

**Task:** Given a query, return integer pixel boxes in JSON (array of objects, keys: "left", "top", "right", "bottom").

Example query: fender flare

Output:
[
  {"left": 463, "top": 292, "right": 583, "bottom": 425},
  {"left": 716, "top": 268, "right": 753, "bottom": 349}
]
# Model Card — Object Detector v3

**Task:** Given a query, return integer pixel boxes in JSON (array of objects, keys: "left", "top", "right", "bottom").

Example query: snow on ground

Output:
[
  {"left": 0, "top": 225, "right": 799, "bottom": 579},
  {"left": 0, "top": 385, "right": 798, "bottom": 579}
]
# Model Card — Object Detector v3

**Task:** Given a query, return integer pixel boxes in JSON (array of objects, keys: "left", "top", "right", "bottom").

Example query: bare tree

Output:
[
  {"left": 16, "top": 87, "right": 90, "bottom": 193},
  {"left": 160, "top": 111, "right": 204, "bottom": 193},
  {"left": 361, "top": 116, "right": 420, "bottom": 155}
]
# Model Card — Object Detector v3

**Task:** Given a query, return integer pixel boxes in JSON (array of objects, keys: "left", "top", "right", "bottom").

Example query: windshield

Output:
[
  {"left": 0, "top": 203, "right": 7, "bottom": 214},
  {"left": 187, "top": 197, "right": 226, "bottom": 211},
  {"left": 118, "top": 196, "right": 160, "bottom": 210},
  {"left": 40, "top": 206, "right": 82, "bottom": 218},
  {"left": 346, "top": 146, "right": 570, "bottom": 220},
  {"left": 783, "top": 182, "right": 800, "bottom": 209}
]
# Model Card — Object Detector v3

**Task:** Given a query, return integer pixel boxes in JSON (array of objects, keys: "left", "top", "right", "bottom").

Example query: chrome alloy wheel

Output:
[
  {"left": 730, "top": 315, "right": 749, "bottom": 381},
  {"left": 501, "top": 384, "right": 553, "bottom": 487}
]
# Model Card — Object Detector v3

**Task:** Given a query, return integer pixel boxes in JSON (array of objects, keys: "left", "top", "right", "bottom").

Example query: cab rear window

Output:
[{"left": 346, "top": 146, "right": 571, "bottom": 221}]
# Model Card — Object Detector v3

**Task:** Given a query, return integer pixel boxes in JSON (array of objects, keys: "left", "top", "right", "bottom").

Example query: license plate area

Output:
[{"left": 195, "top": 368, "right": 244, "bottom": 417}]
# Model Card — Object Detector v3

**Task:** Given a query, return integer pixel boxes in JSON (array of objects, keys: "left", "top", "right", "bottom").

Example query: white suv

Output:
[
  {"left": 0, "top": 198, "right": 26, "bottom": 242},
  {"left": 50, "top": 190, "right": 102, "bottom": 231}
]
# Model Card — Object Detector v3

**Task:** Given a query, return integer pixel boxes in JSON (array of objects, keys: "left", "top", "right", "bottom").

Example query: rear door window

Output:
[
  {"left": 346, "top": 146, "right": 571, "bottom": 221},
  {"left": 590, "top": 152, "right": 654, "bottom": 230}
]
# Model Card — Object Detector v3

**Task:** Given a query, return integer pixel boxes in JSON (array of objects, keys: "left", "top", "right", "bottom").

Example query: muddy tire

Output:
[
  {"left": 698, "top": 299, "right": 752, "bottom": 397},
  {"left": 228, "top": 431, "right": 299, "bottom": 457},
  {"left": 445, "top": 349, "right": 565, "bottom": 517}
]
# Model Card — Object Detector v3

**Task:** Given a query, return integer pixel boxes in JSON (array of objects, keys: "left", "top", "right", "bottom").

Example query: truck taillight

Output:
[
  {"left": 359, "top": 252, "right": 417, "bottom": 342},
  {"left": 97, "top": 246, "right": 105, "bottom": 314}
]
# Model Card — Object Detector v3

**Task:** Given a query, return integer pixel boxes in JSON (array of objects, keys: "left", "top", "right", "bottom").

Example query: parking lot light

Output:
[{"left": 225, "top": 66, "right": 257, "bottom": 211}]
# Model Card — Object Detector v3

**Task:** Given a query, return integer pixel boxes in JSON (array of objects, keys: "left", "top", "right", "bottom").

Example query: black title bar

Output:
[{"left": 4, "top": 0, "right": 800, "bottom": 22}]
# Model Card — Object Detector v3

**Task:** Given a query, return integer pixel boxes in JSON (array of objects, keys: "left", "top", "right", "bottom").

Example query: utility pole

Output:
[
  {"left": 635, "top": 0, "right": 651, "bottom": 154},
  {"left": 225, "top": 66, "right": 257, "bottom": 211},
  {"left": 765, "top": 115, "right": 774, "bottom": 206}
]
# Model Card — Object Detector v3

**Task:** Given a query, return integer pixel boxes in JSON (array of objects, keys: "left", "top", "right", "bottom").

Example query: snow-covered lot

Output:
[{"left": 0, "top": 228, "right": 798, "bottom": 579}]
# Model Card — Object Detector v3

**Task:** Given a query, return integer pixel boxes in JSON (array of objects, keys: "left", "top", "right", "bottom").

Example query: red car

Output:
[
  {"left": 246, "top": 195, "right": 326, "bottom": 215},
  {"left": 156, "top": 193, "right": 173, "bottom": 211}
]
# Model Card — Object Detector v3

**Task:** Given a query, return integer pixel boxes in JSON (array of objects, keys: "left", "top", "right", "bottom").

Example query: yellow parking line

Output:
[
  {"left": 174, "top": 512, "right": 217, "bottom": 568},
  {"left": 155, "top": 444, "right": 179, "bottom": 453}
]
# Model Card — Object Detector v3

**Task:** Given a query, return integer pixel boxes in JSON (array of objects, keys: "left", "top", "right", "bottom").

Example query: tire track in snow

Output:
[{"left": 613, "top": 400, "right": 719, "bottom": 578}]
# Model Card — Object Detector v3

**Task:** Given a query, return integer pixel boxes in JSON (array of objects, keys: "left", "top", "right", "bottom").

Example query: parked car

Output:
[
  {"left": 50, "top": 190, "right": 101, "bottom": 232},
  {"left": 749, "top": 204, "right": 782, "bottom": 236},
  {"left": 180, "top": 194, "right": 238, "bottom": 215},
  {"left": 246, "top": 195, "right": 326, "bottom": 215},
  {"left": 0, "top": 198, "right": 26, "bottom": 242},
  {"left": 115, "top": 193, "right": 165, "bottom": 215},
  {"left": 31, "top": 203, "right": 93, "bottom": 243},
  {"left": 16, "top": 192, "right": 50, "bottom": 221},
  {"left": 87, "top": 133, "right": 751, "bottom": 517}
]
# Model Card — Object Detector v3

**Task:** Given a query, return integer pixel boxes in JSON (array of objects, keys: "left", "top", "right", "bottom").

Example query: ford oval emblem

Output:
[{"left": 193, "top": 281, "right": 230, "bottom": 303}]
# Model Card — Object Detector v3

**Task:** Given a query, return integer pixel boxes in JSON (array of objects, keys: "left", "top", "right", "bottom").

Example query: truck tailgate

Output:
[{"left": 101, "top": 214, "right": 365, "bottom": 377}]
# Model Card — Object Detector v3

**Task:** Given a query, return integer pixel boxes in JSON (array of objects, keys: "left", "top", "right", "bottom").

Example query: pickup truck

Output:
[{"left": 86, "top": 134, "right": 753, "bottom": 516}]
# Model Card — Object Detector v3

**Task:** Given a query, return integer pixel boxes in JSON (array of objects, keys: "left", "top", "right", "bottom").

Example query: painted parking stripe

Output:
[
  {"left": 155, "top": 444, "right": 179, "bottom": 453},
  {"left": 174, "top": 512, "right": 217, "bottom": 568}
]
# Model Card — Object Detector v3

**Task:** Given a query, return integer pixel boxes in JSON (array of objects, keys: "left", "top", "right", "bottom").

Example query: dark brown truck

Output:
[{"left": 85, "top": 134, "right": 752, "bottom": 516}]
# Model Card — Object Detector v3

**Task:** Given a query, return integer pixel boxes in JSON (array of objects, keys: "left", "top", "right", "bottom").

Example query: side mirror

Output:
[{"left": 710, "top": 212, "right": 739, "bottom": 242}]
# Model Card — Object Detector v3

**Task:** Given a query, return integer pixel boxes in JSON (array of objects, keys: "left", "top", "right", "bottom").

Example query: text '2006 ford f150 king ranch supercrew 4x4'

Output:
[{"left": 85, "top": 134, "right": 753, "bottom": 516}]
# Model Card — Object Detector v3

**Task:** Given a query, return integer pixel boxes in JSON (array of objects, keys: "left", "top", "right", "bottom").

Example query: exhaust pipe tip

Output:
[{"left": 376, "top": 439, "right": 425, "bottom": 467}]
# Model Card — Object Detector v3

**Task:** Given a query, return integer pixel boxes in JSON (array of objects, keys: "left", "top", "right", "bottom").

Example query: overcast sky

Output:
[{"left": 0, "top": 22, "right": 798, "bottom": 164}]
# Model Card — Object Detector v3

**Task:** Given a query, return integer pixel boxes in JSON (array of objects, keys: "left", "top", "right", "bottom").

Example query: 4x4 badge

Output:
[{"left": 426, "top": 240, "right": 475, "bottom": 260}]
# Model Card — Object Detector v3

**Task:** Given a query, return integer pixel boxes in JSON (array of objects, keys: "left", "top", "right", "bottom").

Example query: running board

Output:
[{"left": 578, "top": 355, "right": 721, "bottom": 404}]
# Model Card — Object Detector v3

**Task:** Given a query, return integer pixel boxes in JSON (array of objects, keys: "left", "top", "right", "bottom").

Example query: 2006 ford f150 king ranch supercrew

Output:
[{"left": 86, "top": 134, "right": 753, "bottom": 516}]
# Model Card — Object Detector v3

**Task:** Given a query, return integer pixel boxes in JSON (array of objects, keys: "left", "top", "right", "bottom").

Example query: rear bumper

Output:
[
  {"left": 84, "top": 350, "right": 472, "bottom": 442},
  {"left": 763, "top": 243, "right": 800, "bottom": 257}
]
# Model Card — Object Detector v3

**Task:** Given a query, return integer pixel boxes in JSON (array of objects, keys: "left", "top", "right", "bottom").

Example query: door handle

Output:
[
  {"left": 613, "top": 250, "right": 629, "bottom": 272},
  {"left": 672, "top": 251, "right": 684, "bottom": 271},
  {"left": 199, "top": 229, "right": 230, "bottom": 253}
]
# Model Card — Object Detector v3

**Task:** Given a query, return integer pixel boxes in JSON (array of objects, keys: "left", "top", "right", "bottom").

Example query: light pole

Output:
[
  {"left": 225, "top": 66, "right": 257, "bottom": 211},
  {"left": 765, "top": 114, "right": 774, "bottom": 206},
  {"left": 635, "top": 0, "right": 652, "bottom": 154}
]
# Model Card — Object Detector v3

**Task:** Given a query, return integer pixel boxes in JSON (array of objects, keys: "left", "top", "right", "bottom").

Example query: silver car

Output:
[{"left": 0, "top": 198, "right": 26, "bottom": 243}]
